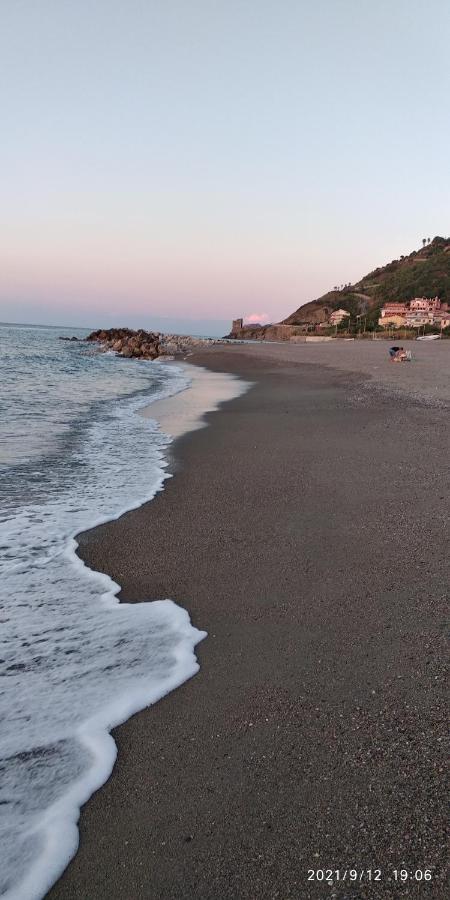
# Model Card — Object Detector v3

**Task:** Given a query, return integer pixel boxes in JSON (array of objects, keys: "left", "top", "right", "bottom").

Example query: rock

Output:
[
  {"left": 83, "top": 327, "right": 224, "bottom": 361},
  {"left": 160, "top": 341, "right": 178, "bottom": 355},
  {"left": 159, "top": 333, "right": 225, "bottom": 355}
]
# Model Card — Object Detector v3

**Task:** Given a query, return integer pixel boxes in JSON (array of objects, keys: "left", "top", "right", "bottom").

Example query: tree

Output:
[{"left": 422, "top": 238, "right": 427, "bottom": 247}]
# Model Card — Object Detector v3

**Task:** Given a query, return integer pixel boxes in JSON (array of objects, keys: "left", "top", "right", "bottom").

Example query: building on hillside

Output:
[
  {"left": 405, "top": 312, "right": 433, "bottom": 327},
  {"left": 378, "top": 314, "right": 407, "bottom": 328},
  {"left": 410, "top": 296, "right": 446, "bottom": 312},
  {"left": 329, "top": 308, "right": 350, "bottom": 326},
  {"left": 403, "top": 298, "right": 448, "bottom": 328},
  {"left": 380, "top": 302, "right": 409, "bottom": 318},
  {"left": 378, "top": 302, "right": 408, "bottom": 327},
  {"left": 406, "top": 310, "right": 450, "bottom": 328},
  {"left": 379, "top": 297, "right": 449, "bottom": 328},
  {"left": 231, "top": 318, "right": 243, "bottom": 333}
]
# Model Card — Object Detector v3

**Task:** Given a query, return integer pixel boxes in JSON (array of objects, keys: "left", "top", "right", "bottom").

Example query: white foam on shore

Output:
[
  {"left": 140, "top": 362, "right": 251, "bottom": 437},
  {"left": 0, "top": 361, "right": 249, "bottom": 900}
]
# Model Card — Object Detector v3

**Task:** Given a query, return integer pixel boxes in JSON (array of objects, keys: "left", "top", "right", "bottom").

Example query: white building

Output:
[{"left": 329, "top": 309, "right": 350, "bottom": 326}]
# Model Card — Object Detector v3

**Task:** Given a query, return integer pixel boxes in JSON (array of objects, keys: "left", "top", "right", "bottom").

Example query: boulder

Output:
[{"left": 83, "top": 327, "right": 223, "bottom": 361}]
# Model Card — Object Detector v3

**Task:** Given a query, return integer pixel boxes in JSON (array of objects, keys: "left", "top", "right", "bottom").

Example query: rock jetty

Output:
[
  {"left": 86, "top": 327, "right": 161, "bottom": 359},
  {"left": 84, "top": 328, "right": 224, "bottom": 360},
  {"left": 160, "top": 333, "right": 225, "bottom": 356}
]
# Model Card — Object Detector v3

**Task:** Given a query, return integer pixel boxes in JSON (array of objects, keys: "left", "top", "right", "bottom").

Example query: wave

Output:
[{"left": 0, "top": 364, "right": 205, "bottom": 899}]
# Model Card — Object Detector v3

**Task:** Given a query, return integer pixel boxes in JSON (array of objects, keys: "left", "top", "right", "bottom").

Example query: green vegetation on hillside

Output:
[{"left": 283, "top": 236, "right": 450, "bottom": 325}]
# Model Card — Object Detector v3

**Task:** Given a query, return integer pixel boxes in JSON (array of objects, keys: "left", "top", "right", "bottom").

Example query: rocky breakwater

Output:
[
  {"left": 86, "top": 328, "right": 161, "bottom": 359},
  {"left": 85, "top": 328, "right": 224, "bottom": 359},
  {"left": 160, "top": 333, "right": 224, "bottom": 356}
]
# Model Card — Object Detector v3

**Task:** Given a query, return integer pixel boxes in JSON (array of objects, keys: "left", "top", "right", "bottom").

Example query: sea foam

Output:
[{"left": 0, "top": 355, "right": 205, "bottom": 899}]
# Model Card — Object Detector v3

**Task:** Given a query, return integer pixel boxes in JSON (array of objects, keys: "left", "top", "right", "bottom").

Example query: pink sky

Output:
[
  {"left": 1, "top": 224, "right": 433, "bottom": 329},
  {"left": 1, "top": 1, "right": 448, "bottom": 331}
]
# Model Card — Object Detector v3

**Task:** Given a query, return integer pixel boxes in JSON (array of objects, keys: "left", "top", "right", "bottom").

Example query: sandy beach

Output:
[{"left": 48, "top": 341, "right": 448, "bottom": 899}]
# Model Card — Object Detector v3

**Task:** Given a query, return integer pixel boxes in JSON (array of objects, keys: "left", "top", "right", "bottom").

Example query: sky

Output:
[{"left": 1, "top": 0, "right": 449, "bottom": 335}]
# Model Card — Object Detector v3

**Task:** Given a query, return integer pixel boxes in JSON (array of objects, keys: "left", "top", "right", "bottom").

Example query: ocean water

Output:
[{"left": 0, "top": 324, "right": 206, "bottom": 900}]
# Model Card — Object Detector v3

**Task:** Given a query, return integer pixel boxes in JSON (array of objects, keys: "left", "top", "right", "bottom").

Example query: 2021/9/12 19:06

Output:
[{"left": 307, "top": 869, "right": 433, "bottom": 885}]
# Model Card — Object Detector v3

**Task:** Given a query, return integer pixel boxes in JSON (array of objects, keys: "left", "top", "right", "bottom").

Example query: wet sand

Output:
[
  {"left": 49, "top": 342, "right": 448, "bottom": 899},
  {"left": 139, "top": 361, "right": 251, "bottom": 438}
]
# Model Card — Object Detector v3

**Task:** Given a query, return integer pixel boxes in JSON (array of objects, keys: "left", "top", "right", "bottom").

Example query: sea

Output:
[{"left": 0, "top": 323, "right": 207, "bottom": 900}]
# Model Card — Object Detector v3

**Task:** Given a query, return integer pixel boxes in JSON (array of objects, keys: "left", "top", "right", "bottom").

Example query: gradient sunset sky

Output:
[{"left": 1, "top": 0, "right": 449, "bottom": 334}]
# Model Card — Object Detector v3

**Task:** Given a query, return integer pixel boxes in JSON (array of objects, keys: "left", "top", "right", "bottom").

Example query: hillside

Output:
[{"left": 283, "top": 236, "right": 450, "bottom": 327}]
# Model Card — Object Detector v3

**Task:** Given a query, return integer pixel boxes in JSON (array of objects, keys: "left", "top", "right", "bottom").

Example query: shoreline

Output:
[
  {"left": 48, "top": 343, "right": 448, "bottom": 899},
  {"left": 3, "top": 361, "right": 221, "bottom": 900},
  {"left": 8, "top": 361, "right": 248, "bottom": 900},
  {"left": 140, "top": 361, "right": 251, "bottom": 440}
]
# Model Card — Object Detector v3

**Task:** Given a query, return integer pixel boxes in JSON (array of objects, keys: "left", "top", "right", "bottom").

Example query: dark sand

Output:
[{"left": 49, "top": 346, "right": 448, "bottom": 899}]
